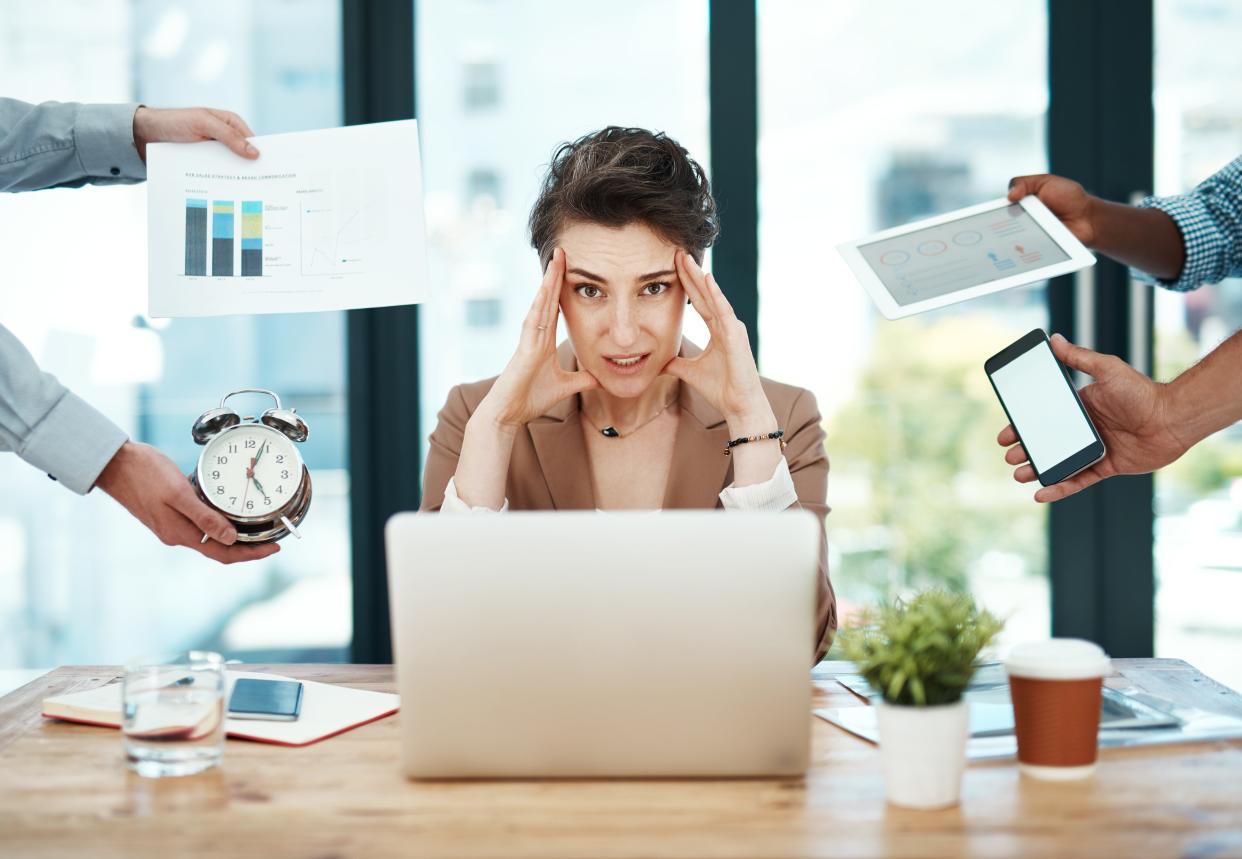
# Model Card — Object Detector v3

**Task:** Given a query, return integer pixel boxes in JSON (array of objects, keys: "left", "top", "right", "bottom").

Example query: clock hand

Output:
[
  {"left": 241, "top": 471, "right": 252, "bottom": 512},
  {"left": 251, "top": 443, "right": 271, "bottom": 500}
]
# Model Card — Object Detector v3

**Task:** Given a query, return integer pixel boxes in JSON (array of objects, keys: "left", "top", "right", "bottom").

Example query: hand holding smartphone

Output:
[{"left": 985, "top": 329, "right": 1106, "bottom": 487}]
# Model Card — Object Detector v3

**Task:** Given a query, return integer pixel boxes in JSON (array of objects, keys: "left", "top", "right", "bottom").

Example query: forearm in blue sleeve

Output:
[
  {"left": 0, "top": 98, "right": 146, "bottom": 192},
  {"left": 1135, "top": 154, "right": 1242, "bottom": 292},
  {"left": 0, "top": 323, "right": 128, "bottom": 494}
]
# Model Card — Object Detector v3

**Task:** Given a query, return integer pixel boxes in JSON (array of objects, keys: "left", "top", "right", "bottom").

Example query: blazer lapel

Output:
[
  {"left": 526, "top": 343, "right": 596, "bottom": 510},
  {"left": 662, "top": 342, "right": 733, "bottom": 509}
]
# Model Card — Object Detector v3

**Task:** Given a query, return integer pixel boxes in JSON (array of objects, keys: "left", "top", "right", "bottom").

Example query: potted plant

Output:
[{"left": 839, "top": 589, "right": 1003, "bottom": 810}]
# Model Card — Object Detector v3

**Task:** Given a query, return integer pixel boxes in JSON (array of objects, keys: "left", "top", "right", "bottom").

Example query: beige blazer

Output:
[{"left": 421, "top": 340, "right": 837, "bottom": 660}]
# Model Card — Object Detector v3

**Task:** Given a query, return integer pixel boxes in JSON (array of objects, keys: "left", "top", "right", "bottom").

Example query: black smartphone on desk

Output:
[
  {"left": 985, "top": 328, "right": 1105, "bottom": 486},
  {"left": 228, "top": 678, "right": 304, "bottom": 721}
]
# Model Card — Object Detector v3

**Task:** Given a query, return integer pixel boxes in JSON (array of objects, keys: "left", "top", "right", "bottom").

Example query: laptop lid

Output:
[{"left": 385, "top": 510, "right": 819, "bottom": 778}]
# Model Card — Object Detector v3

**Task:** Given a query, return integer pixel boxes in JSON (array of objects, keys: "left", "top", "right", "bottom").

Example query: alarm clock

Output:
[{"left": 190, "top": 389, "right": 312, "bottom": 543}]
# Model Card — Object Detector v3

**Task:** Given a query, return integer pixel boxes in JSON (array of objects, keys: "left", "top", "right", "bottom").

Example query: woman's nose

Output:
[{"left": 609, "top": 303, "right": 639, "bottom": 347}]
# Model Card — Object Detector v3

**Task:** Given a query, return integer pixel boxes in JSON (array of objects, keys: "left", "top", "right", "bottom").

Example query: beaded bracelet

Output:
[{"left": 724, "top": 429, "right": 785, "bottom": 456}]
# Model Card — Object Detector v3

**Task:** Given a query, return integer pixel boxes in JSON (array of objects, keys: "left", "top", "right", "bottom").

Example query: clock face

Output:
[{"left": 198, "top": 425, "right": 303, "bottom": 519}]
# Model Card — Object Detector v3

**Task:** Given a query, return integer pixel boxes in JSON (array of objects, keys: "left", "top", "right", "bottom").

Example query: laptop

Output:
[{"left": 384, "top": 510, "right": 820, "bottom": 779}]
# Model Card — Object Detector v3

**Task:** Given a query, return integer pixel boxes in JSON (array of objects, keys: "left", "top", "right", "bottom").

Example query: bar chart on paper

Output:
[
  {"left": 184, "top": 199, "right": 207, "bottom": 276},
  {"left": 150, "top": 120, "right": 427, "bottom": 317},
  {"left": 183, "top": 198, "right": 269, "bottom": 278},
  {"left": 212, "top": 200, "right": 235, "bottom": 276},
  {"left": 242, "top": 201, "right": 263, "bottom": 276},
  {"left": 181, "top": 190, "right": 368, "bottom": 280}
]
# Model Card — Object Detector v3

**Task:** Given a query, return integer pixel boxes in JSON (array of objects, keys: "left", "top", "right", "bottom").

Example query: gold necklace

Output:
[{"left": 581, "top": 394, "right": 678, "bottom": 438}]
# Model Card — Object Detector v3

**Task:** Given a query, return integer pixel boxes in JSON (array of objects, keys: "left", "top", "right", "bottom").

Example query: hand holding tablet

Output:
[{"left": 837, "top": 196, "right": 1095, "bottom": 319}]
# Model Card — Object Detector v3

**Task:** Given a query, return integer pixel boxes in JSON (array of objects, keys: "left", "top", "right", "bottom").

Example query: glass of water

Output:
[{"left": 122, "top": 651, "right": 226, "bottom": 778}]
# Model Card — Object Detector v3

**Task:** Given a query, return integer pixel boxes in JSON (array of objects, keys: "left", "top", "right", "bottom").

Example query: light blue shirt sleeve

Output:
[
  {"left": 0, "top": 324, "right": 128, "bottom": 494},
  {"left": 0, "top": 98, "right": 146, "bottom": 192},
  {"left": 1134, "top": 153, "right": 1242, "bottom": 292},
  {"left": 1, "top": 97, "right": 140, "bottom": 492}
]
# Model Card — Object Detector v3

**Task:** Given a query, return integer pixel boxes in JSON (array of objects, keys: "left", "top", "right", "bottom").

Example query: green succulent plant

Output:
[{"left": 838, "top": 589, "right": 1004, "bottom": 707}]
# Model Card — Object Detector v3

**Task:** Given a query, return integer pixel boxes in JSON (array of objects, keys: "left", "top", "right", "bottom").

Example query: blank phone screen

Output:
[{"left": 990, "top": 341, "right": 1096, "bottom": 474}]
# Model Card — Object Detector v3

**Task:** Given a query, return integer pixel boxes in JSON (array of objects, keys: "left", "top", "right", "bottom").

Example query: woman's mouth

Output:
[{"left": 602, "top": 353, "right": 650, "bottom": 375}]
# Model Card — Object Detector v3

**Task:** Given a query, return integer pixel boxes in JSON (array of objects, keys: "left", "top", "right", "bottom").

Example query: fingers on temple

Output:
[
  {"left": 676, "top": 252, "right": 712, "bottom": 319},
  {"left": 541, "top": 248, "right": 564, "bottom": 330},
  {"left": 524, "top": 250, "right": 558, "bottom": 329},
  {"left": 704, "top": 273, "right": 736, "bottom": 321}
]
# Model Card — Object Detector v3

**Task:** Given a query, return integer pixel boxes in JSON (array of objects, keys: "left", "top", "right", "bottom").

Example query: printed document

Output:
[{"left": 147, "top": 120, "right": 427, "bottom": 317}]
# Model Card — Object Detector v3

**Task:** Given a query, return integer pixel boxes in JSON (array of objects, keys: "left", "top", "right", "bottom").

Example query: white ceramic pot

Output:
[{"left": 874, "top": 698, "right": 970, "bottom": 810}]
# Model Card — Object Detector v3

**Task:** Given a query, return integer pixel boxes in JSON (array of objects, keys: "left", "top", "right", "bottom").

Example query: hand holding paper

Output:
[{"left": 133, "top": 106, "right": 259, "bottom": 162}]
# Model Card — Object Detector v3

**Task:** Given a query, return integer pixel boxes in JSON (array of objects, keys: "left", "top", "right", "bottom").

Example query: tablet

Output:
[{"left": 837, "top": 196, "right": 1095, "bottom": 319}]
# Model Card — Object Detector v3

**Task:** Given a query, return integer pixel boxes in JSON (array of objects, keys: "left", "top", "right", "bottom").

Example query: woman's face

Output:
[{"left": 557, "top": 221, "right": 688, "bottom": 399}]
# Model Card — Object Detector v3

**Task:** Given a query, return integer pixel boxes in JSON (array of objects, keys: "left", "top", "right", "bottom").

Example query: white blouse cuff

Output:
[
  {"left": 719, "top": 456, "right": 798, "bottom": 511},
  {"left": 441, "top": 476, "right": 509, "bottom": 513}
]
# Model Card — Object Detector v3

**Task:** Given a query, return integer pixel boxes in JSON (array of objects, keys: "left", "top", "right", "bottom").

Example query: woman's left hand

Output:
[{"left": 663, "top": 251, "right": 777, "bottom": 434}]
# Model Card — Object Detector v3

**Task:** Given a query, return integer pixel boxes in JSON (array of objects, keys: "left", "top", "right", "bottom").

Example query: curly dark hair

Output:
[{"left": 528, "top": 126, "right": 720, "bottom": 268}]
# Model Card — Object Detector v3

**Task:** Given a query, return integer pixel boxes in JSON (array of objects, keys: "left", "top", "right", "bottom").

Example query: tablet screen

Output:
[{"left": 857, "top": 204, "right": 1070, "bottom": 307}]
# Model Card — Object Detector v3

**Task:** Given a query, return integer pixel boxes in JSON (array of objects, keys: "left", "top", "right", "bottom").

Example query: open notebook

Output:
[{"left": 43, "top": 670, "right": 399, "bottom": 747}]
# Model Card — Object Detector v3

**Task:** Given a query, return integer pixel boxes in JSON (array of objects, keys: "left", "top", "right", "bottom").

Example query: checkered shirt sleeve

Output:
[{"left": 1134, "top": 153, "right": 1242, "bottom": 292}]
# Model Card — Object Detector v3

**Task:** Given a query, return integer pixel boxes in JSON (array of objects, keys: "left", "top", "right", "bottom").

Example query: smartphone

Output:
[
  {"left": 984, "top": 328, "right": 1105, "bottom": 486},
  {"left": 228, "top": 678, "right": 304, "bottom": 721}
]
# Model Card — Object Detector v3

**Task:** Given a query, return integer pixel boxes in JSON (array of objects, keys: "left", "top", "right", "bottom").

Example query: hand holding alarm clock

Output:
[{"left": 191, "top": 389, "right": 312, "bottom": 543}]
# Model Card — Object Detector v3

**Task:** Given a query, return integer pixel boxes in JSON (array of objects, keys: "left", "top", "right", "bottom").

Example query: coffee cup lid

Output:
[{"left": 1004, "top": 638, "right": 1111, "bottom": 680}]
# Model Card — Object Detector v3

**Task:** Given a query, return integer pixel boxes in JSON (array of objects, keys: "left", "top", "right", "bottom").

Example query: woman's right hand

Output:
[
  {"left": 1007, "top": 174, "right": 1098, "bottom": 247},
  {"left": 475, "top": 247, "right": 600, "bottom": 430}
]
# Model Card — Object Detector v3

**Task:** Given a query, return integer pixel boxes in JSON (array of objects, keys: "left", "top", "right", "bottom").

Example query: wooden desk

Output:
[{"left": 1, "top": 660, "right": 1240, "bottom": 859}]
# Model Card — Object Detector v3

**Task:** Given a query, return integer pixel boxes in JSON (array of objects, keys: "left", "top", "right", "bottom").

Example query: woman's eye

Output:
[
  {"left": 575, "top": 284, "right": 602, "bottom": 299},
  {"left": 643, "top": 282, "right": 670, "bottom": 296}
]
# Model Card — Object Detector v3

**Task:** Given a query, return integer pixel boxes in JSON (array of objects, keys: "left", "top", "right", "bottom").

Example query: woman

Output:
[{"left": 422, "top": 127, "right": 836, "bottom": 659}]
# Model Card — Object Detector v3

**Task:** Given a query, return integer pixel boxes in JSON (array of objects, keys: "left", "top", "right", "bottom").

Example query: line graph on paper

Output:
[{"left": 299, "top": 184, "right": 368, "bottom": 276}]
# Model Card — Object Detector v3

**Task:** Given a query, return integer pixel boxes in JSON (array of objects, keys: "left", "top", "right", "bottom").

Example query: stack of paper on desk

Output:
[{"left": 42, "top": 670, "right": 398, "bottom": 747}]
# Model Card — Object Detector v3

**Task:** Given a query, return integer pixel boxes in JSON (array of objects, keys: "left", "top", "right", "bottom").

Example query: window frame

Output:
[{"left": 342, "top": 0, "right": 1159, "bottom": 662}]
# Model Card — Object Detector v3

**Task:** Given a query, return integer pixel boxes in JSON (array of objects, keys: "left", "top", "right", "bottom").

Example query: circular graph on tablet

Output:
[
  {"left": 917, "top": 240, "right": 948, "bottom": 256},
  {"left": 953, "top": 230, "right": 983, "bottom": 246},
  {"left": 880, "top": 250, "right": 910, "bottom": 266}
]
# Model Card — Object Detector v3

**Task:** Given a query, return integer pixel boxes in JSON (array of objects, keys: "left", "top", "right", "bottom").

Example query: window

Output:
[
  {"left": 417, "top": 0, "right": 709, "bottom": 445},
  {"left": 462, "top": 61, "right": 501, "bottom": 110},
  {"left": 758, "top": 1, "right": 1050, "bottom": 650},
  {"left": 0, "top": 0, "right": 348, "bottom": 669},
  {"left": 466, "top": 168, "right": 502, "bottom": 208},
  {"left": 465, "top": 297, "right": 504, "bottom": 329},
  {"left": 1152, "top": 0, "right": 1242, "bottom": 691}
]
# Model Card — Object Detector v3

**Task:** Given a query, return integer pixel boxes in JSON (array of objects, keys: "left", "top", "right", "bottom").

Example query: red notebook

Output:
[{"left": 42, "top": 670, "right": 398, "bottom": 747}]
